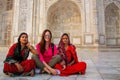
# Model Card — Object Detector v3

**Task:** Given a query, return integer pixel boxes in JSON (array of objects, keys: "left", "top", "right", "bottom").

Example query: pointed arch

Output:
[
  {"left": 105, "top": 3, "right": 120, "bottom": 46},
  {"left": 47, "top": 0, "right": 82, "bottom": 44}
]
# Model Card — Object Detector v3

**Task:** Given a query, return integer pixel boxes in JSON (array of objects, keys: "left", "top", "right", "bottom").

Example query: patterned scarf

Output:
[{"left": 14, "top": 43, "right": 29, "bottom": 62}]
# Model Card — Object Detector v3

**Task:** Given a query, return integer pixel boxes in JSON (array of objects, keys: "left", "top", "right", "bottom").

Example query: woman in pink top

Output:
[{"left": 32, "top": 29, "right": 61, "bottom": 75}]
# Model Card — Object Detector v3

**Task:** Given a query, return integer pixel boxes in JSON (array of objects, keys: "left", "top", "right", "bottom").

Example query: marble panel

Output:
[
  {"left": 106, "top": 39, "right": 116, "bottom": 45},
  {"left": 99, "top": 35, "right": 105, "bottom": 45},
  {"left": 84, "top": 34, "right": 93, "bottom": 44},
  {"left": 53, "top": 38, "right": 60, "bottom": 45},
  {"left": 73, "top": 37, "right": 81, "bottom": 45}
]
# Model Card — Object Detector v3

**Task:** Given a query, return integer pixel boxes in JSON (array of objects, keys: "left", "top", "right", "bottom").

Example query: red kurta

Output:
[
  {"left": 55, "top": 45, "right": 86, "bottom": 76},
  {"left": 3, "top": 43, "right": 36, "bottom": 75}
]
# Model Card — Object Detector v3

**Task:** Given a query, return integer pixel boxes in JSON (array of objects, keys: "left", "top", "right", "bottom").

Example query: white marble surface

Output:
[{"left": 0, "top": 49, "right": 120, "bottom": 80}]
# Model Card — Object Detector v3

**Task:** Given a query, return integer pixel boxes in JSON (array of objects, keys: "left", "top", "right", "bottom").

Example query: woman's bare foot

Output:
[
  {"left": 7, "top": 72, "right": 14, "bottom": 77},
  {"left": 43, "top": 67, "right": 51, "bottom": 74},
  {"left": 50, "top": 68, "right": 57, "bottom": 75},
  {"left": 30, "top": 70, "right": 35, "bottom": 76}
]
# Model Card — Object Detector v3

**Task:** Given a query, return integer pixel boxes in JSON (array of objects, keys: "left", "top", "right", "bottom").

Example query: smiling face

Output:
[
  {"left": 44, "top": 31, "right": 51, "bottom": 42},
  {"left": 19, "top": 34, "right": 28, "bottom": 44}
]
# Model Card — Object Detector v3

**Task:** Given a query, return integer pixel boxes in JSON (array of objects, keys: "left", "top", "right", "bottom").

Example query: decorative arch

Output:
[
  {"left": 47, "top": 0, "right": 81, "bottom": 44},
  {"left": 105, "top": 3, "right": 120, "bottom": 46},
  {"left": 104, "top": 0, "right": 120, "bottom": 9}
]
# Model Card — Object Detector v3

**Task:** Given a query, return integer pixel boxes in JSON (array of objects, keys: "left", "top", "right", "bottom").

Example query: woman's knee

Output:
[
  {"left": 54, "top": 55, "right": 62, "bottom": 61},
  {"left": 32, "top": 54, "right": 38, "bottom": 60},
  {"left": 57, "top": 55, "right": 62, "bottom": 59},
  {"left": 81, "top": 62, "right": 87, "bottom": 69}
]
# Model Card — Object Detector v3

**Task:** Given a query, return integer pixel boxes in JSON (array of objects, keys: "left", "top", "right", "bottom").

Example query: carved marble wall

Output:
[
  {"left": 1, "top": 0, "right": 120, "bottom": 49},
  {"left": 45, "top": 0, "right": 99, "bottom": 47},
  {"left": 47, "top": 0, "right": 82, "bottom": 44},
  {"left": 0, "top": 0, "right": 13, "bottom": 46},
  {"left": 12, "top": 0, "right": 33, "bottom": 44},
  {"left": 105, "top": 3, "right": 120, "bottom": 46},
  {"left": 97, "top": 0, "right": 120, "bottom": 47}
]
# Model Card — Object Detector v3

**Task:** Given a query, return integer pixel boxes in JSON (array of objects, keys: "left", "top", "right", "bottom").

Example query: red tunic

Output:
[
  {"left": 55, "top": 45, "right": 86, "bottom": 76},
  {"left": 3, "top": 43, "right": 36, "bottom": 75}
]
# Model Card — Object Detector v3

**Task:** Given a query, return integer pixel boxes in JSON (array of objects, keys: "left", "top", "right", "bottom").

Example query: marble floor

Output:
[{"left": 0, "top": 48, "right": 120, "bottom": 80}]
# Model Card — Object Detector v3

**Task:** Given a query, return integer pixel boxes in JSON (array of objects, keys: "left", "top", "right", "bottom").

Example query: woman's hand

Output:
[
  {"left": 26, "top": 42, "right": 38, "bottom": 54},
  {"left": 67, "top": 60, "right": 75, "bottom": 66},
  {"left": 15, "top": 63, "right": 24, "bottom": 72},
  {"left": 60, "top": 60, "right": 66, "bottom": 66},
  {"left": 62, "top": 65, "right": 66, "bottom": 70},
  {"left": 60, "top": 60, "right": 66, "bottom": 70},
  {"left": 26, "top": 42, "right": 32, "bottom": 49}
]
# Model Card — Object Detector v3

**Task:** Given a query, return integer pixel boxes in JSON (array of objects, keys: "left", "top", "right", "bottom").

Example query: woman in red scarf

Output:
[
  {"left": 54, "top": 33, "right": 86, "bottom": 76},
  {"left": 3, "top": 32, "right": 37, "bottom": 76}
]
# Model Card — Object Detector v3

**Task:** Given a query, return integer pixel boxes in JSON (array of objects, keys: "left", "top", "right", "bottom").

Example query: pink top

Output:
[{"left": 36, "top": 43, "right": 58, "bottom": 63}]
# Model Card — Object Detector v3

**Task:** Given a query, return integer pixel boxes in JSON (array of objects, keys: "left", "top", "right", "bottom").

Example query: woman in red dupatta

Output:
[
  {"left": 54, "top": 33, "right": 86, "bottom": 76},
  {"left": 3, "top": 32, "right": 37, "bottom": 76}
]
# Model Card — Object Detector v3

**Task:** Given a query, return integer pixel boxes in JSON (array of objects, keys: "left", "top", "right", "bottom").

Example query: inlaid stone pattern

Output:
[
  {"left": 0, "top": 1, "right": 5, "bottom": 45},
  {"left": 45, "top": 0, "right": 82, "bottom": 14},
  {"left": 0, "top": 0, "right": 13, "bottom": 45},
  {"left": 47, "top": 0, "right": 82, "bottom": 45},
  {"left": 92, "top": 0, "right": 97, "bottom": 25},
  {"left": 0, "top": 1, "right": 4, "bottom": 13},
  {"left": 105, "top": 1, "right": 120, "bottom": 45},
  {"left": 1, "top": 0, "right": 120, "bottom": 48},
  {"left": 18, "top": 0, "right": 28, "bottom": 32},
  {"left": 45, "top": 0, "right": 57, "bottom": 10},
  {"left": 103, "top": 0, "right": 120, "bottom": 8}
]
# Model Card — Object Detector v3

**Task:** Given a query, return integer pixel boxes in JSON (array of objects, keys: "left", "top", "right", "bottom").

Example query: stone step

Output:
[{"left": 99, "top": 48, "right": 120, "bottom": 52}]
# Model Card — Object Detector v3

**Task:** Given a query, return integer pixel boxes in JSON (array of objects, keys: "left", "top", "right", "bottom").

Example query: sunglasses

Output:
[{"left": 44, "top": 34, "right": 51, "bottom": 38}]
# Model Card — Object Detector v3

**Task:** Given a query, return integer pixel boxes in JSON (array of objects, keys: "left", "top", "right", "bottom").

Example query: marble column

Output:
[
  {"left": 39, "top": 0, "right": 46, "bottom": 34},
  {"left": 12, "top": 0, "right": 33, "bottom": 43},
  {"left": 32, "top": 0, "right": 40, "bottom": 44},
  {"left": 97, "top": 0, "right": 106, "bottom": 46},
  {"left": 84, "top": 0, "right": 91, "bottom": 33}
]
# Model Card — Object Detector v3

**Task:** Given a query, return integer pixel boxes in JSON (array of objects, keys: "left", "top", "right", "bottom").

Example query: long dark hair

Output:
[
  {"left": 14, "top": 32, "right": 28, "bottom": 61},
  {"left": 39, "top": 29, "right": 52, "bottom": 54},
  {"left": 17, "top": 32, "right": 28, "bottom": 52}
]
